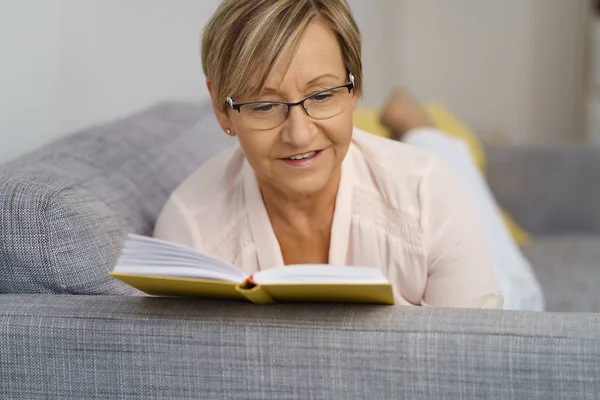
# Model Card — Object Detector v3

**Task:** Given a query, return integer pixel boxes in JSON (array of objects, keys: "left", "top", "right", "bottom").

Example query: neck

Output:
[{"left": 258, "top": 166, "right": 342, "bottom": 228}]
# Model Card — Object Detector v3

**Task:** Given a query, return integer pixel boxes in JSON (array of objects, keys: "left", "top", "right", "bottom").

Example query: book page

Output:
[
  {"left": 114, "top": 234, "right": 246, "bottom": 282},
  {"left": 113, "top": 265, "right": 244, "bottom": 283},
  {"left": 253, "top": 265, "right": 389, "bottom": 285}
]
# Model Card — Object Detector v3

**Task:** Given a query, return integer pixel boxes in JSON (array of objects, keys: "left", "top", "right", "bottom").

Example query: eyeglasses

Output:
[{"left": 226, "top": 73, "right": 355, "bottom": 130}]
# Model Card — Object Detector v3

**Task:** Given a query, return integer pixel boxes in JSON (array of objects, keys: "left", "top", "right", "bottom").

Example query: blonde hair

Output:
[{"left": 201, "top": 0, "right": 362, "bottom": 112}]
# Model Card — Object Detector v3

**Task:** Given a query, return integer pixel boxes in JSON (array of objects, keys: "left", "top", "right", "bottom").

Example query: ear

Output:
[{"left": 207, "top": 79, "right": 232, "bottom": 132}]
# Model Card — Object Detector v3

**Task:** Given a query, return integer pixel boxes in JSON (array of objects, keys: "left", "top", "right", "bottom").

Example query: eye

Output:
[
  {"left": 313, "top": 93, "right": 333, "bottom": 102},
  {"left": 252, "top": 104, "right": 274, "bottom": 112}
]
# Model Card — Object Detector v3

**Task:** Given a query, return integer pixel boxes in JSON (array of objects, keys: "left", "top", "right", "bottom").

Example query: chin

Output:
[{"left": 277, "top": 171, "right": 333, "bottom": 196}]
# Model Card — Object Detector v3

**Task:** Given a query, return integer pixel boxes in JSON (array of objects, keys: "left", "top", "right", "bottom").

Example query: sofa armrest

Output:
[
  {"left": 486, "top": 145, "right": 600, "bottom": 234},
  {"left": 0, "top": 102, "right": 234, "bottom": 294},
  {"left": 2, "top": 295, "right": 600, "bottom": 399}
]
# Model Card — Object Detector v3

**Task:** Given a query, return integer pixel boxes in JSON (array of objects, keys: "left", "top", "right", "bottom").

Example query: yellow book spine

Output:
[
  {"left": 235, "top": 284, "right": 275, "bottom": 304},
  {"left": 261, "top": 283, "right": 394, "bottom": 305},
  {"left": 110, "top": 273, "right": 395, "bottom": 305}
]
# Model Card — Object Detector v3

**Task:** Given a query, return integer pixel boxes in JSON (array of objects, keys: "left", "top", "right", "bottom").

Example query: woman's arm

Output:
[
  {"left": 418, "top": 157, "right": 503, "bottom": 308},
  {"left": 153, "top": 193, "right": 203, "bottom": 250},
  {"left": 405, "top": 129, "right": 543, "bottom": 310}
]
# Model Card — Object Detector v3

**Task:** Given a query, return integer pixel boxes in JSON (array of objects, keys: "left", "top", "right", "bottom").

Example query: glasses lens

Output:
[
  {"left": 304, "top": 87, "right": 351, "bottom": 120},
  {"left": 239, "top": 102, "right": 286, "bottom": 130}
]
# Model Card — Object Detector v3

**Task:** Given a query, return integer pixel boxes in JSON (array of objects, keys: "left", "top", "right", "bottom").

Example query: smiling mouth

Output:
[{"left": 282, "top": 150, "right": 320, "bottom": 160}]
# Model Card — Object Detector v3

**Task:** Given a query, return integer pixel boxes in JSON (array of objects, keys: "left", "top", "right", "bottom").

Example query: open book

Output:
[{"left": 110, "top": 234, "right": 394, "bottom": 305}]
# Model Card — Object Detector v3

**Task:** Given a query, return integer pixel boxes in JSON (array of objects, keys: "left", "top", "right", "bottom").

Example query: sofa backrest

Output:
[
  {"left": 0, "top": 102, "right": 236, "bottom": 294},
  {"left": 3, "top": 295, "right": 600, "bottom": 399},
  {"left": 486, "top": 145, "right": 600, "bottom": 234}
]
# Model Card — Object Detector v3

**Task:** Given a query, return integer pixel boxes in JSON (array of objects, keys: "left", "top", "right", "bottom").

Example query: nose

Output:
[{"left": 279, "top": 104, "right": 317, "bottom": 148}]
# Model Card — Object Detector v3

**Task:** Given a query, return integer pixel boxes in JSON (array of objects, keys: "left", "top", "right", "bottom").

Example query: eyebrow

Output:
[{"left": 261, "top": 73, "right": 342, "bottom": 97}]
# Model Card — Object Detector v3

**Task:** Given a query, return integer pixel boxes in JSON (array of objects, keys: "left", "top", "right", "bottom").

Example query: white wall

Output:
[
  {"left": 347, "top": 0, "right": 398, "bottom": 107},
  {"left": 0, "top": 0, "right": 396, "bottom": 165},
  {"left": 0, "top": 0, "right": 221, "bottom": 165},
  {"left": 392, "top": 0, "right": 588, "bottom": 144},
  {"left": 0, "top": 0, "right": 589, "bottom": 165}
]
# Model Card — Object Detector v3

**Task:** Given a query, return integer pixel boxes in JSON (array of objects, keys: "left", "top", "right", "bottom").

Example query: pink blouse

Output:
[{"left": 154, "top": 128, "right": 502, "bottom": 308}]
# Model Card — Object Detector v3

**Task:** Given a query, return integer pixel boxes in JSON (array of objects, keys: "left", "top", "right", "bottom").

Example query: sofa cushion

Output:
[
  {"left": 0, "top": 102, "right": 235, "bottom": 294},
  {"left": 522, "top": 235, "right": 600, "bottom": 312}
]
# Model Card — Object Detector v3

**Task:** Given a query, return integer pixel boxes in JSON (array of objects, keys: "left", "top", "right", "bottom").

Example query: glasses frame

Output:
[{"left": 226, "top": 73, "right": 355, "bottom": 123}]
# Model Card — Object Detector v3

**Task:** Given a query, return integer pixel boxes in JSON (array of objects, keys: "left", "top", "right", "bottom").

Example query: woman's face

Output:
[{"left": 215, "top": 20, "right": 357, "bottom": 197}]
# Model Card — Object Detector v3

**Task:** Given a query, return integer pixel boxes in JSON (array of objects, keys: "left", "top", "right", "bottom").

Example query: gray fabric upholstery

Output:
[
  {"left": 523, "top": 235, "right": 600, "bottom": 312},
  {"left": 1, "top": 102, "right": 600, "bottom": 398},
  {"left": 2, "top": 294, "right": 600, "bottom": 400},
  {"left": 486, "top": 145, "right": 600, "bottom": 234},
  {"left": 0, "top": 102, "right": 234, "bottom": 294}
]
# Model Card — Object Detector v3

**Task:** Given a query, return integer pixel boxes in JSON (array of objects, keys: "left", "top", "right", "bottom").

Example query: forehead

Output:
[{"left": 265, "top": 20, "right": 346, "bottom": 90}]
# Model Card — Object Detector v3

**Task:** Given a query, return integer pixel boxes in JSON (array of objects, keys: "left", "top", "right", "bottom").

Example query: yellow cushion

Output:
[
  {"left": 352, "top": 104, "right": 486, "bottom": 171},
  {"left": 353, "top": 105, "right": 532, "bottom": 246},
  {"left": 353, "top": 108, "right": 390, "bottom": 138},
  {"left": 500, "top": 208, "right": 532, "bottom": 246}
]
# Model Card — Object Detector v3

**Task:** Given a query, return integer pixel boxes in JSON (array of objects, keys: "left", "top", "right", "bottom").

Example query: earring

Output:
[{"left": 225, "top": 128, "right": 235, "bottom": 136}]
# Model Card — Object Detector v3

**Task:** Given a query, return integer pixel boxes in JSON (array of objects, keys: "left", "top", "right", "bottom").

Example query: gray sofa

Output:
[{"left": 1, "top": 102, "right": 600, "bottom": 399}]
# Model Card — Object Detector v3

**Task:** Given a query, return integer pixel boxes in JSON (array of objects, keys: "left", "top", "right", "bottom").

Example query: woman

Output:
[{"left": 154, "top": 0, "right": 502, "bottom": 308}]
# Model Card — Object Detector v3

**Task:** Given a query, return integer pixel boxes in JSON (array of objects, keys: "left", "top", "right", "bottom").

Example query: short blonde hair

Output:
[{"left": 201, "top": 0, "right": 362, "bottom": 112}]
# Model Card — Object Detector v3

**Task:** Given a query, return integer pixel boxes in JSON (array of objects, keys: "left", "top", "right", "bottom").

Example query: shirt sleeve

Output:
[
  {"left": 417, "top": 153, "right": 503, "bottom": 308},
  {"left": 153, "top": 193, "right": 203, "bottom": 250},
  {"left": 405, "top": 128, "right": 542, "bottom": 310}
]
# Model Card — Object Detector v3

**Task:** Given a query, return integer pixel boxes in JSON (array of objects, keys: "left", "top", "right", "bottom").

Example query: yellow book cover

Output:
[{"left": 110, "top": 234, "right": 394, "bottom": 305}]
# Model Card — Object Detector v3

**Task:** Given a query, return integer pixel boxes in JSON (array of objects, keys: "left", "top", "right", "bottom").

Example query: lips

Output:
[
  {"left": 283, "top": 150, "right": 318, "bottom": 161},
  {"left": 279, "top": 149, "right": 324, "bottom": 167}
]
